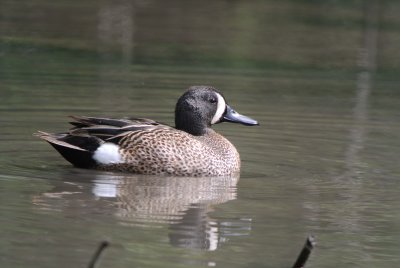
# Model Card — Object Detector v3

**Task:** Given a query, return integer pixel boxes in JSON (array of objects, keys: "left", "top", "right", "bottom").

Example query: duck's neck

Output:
[
  {"left": 175, "top": 109, "right": 210, "bottom": 136},
  {"left": 175, "top": 120, "right": 208, "bottom": 136}
]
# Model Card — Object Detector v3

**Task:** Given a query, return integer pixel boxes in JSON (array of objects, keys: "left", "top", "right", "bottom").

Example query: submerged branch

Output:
[
  {"left": 88, "top": 241, "right": 110, "bottom": 268},
  {"left": 292, "top": 235, "right": 316, "bottom": 268}
]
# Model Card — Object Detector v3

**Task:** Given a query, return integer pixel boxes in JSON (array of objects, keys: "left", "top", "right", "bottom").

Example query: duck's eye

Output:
[{"left": 209, "top": 98, "right": 217, "bottom": 104}]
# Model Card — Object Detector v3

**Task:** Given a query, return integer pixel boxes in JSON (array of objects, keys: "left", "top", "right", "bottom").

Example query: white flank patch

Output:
[
  {"left": 211, "top": 93, "right": 226, "bottom": 124},
  {"left": 93, "top": 143, "right": 123, "bottom": 164}
]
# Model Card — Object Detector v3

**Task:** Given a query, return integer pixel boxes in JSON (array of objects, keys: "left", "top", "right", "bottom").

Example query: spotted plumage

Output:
[{"left": 36, "top": 86, "right": 258, "bottom": 176}]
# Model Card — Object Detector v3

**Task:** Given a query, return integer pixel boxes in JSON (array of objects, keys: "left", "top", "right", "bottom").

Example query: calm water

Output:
[{"left": 1, "top": 1, "right": 400, "bottom": 267}]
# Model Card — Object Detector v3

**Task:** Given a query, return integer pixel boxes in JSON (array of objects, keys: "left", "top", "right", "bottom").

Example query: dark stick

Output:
[
  {"left": 88, "top": 241, "right": 110, "bottom": 268},
  {"left": 292, "top": 235, "right": 316, "bottom": 268}
]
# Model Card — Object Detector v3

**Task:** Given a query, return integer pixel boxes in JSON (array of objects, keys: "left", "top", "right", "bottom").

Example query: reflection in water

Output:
[
  {"left": 334, "top": 0, "right": 380, "bottom": 227},
  {"left": 169, "top": 205, "right": 252, "bottom": 251},
  {"left": 345, "top": 0, "right": 379, "bottom": 173},
  {"left": 34, "top": 171, "right": 250, "bottom": 251},
  {"left": 97, "top": 0, "right": 135, "bottom": 62},
  {"left": 168, "top": 204, "right": 219, "bottom": 250}
]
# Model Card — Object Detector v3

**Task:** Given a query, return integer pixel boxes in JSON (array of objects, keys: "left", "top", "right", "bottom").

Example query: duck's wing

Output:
[
  {"left": 35, "top": 116, "right": 172, "bottom": 168},
  {"left": 69, "top": 116, "right": 159, "bottom": 128},
  {"left": 68, "top": 116, "right": 170, "bottom": 141}
]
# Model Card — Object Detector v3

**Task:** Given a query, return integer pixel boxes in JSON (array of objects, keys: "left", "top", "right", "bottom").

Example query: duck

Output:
[{"left": 36, "top": 86, "right": 258, "bottom": 176}]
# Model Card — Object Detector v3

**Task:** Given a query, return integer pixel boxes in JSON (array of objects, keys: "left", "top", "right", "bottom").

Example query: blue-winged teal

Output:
[{"left": 36, "top": 86, "right": 258, "bottom": 176}]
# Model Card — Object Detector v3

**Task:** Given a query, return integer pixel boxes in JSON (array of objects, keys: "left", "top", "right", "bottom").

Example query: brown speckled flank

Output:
[
  {"left": 101, "top": 128, "right": 240, "bottom": 176},
  {"left": 36, "top": 86, "right": 258, "bottom": 176}
]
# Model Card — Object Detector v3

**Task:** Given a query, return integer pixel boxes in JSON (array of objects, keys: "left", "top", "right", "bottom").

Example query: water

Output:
[{"left": 1, "top": 1, "right": 400, "bottom": 267}]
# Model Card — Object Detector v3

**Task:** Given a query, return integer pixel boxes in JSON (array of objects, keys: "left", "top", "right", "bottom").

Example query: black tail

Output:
[{"left": 36, "top": 131, "right": 102, "bottom": 168}]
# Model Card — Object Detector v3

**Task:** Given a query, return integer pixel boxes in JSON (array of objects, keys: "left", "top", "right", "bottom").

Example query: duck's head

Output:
[{"left": 175, "top": 86, "right": 259, "bottom": 135}]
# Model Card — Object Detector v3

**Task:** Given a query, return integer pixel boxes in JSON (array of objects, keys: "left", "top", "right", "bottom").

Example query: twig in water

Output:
[
  {"left": 292, "top": 235, "right": 316, "bottom": 268},
  {"left": 88, "top": 241, "right": 110, "bottom": 268}
]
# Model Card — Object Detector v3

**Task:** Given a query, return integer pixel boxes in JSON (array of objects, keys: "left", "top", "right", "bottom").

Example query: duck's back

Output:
[{"left": 108, "top": 128, "right": 240, "bottom": 176}]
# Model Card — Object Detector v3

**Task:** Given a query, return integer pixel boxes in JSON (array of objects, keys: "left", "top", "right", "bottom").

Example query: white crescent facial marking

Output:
[
  {"left": 93, "top": 143, "right": 123, "bottom": 164},
  {"left": 211, "top": 93, "right": 226, "bottom": 124}
]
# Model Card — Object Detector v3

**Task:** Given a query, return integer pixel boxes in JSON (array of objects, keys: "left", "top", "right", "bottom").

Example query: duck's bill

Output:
[{"left": 222, "top": 105, "right": 259, "bottom": 126}]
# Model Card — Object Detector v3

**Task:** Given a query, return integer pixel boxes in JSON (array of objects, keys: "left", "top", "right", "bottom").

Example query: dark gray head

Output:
[{"left": 175, "top": 86, "right": 258, "bottom": 135}]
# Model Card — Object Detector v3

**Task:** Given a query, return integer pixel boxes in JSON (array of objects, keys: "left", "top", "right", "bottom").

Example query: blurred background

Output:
[
  {"left": 2, "top": 0, "right": 399, "bottom": 70},
  {"left": 1, "top": 1, "right": 399, "bottom": 268}
]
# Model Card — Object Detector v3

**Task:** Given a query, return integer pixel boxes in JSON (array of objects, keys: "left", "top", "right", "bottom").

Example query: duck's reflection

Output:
[
  {"left": 168, "top": 204, "right": 220, "bottom": 250},
  {"left": 35, "top": 170, "right": 251, "bottom": 251}
]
